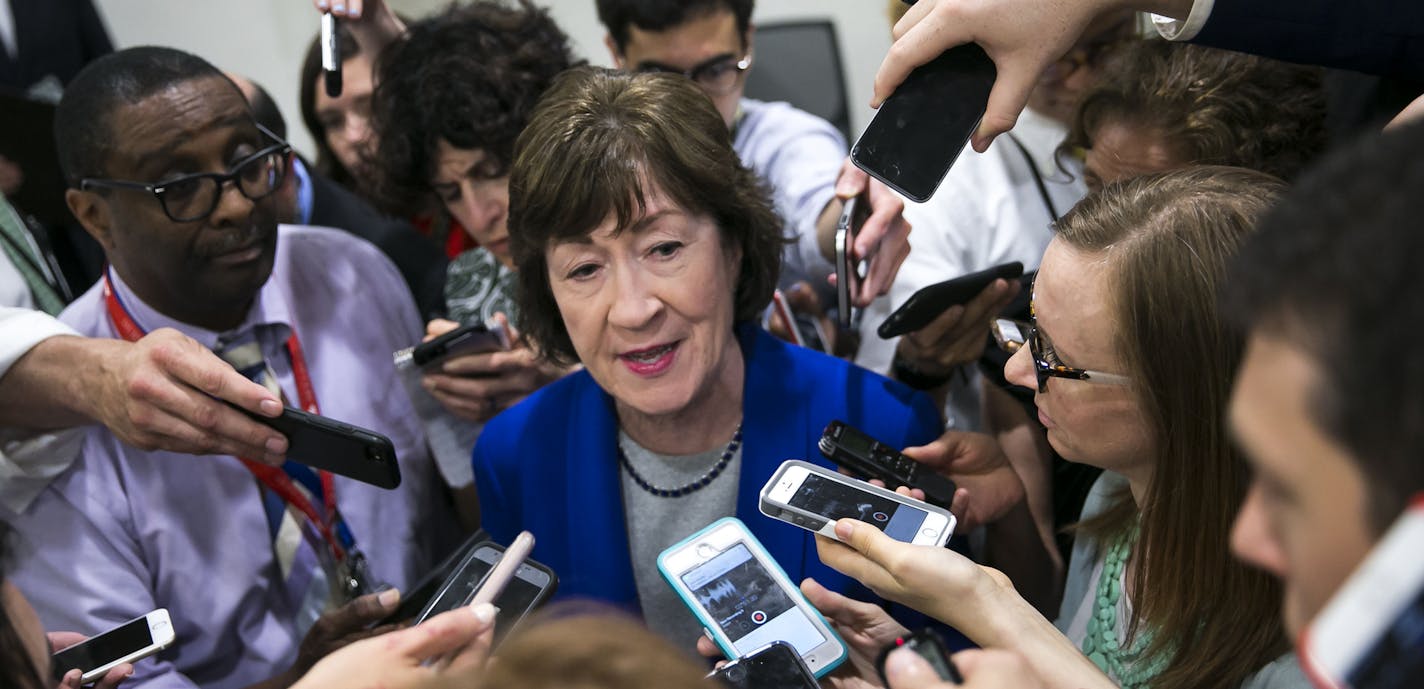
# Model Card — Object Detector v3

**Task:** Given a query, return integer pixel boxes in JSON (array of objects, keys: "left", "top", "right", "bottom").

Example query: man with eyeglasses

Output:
[
  {"left": 4, "top": 46, "right": 448, "bottom": 689},
  {"left": 595, "top": 0, "right": 912, "bottom": 318}
]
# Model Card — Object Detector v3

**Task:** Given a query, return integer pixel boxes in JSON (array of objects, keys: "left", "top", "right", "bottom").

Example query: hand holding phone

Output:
[
  {"left": 878, "top": 262, "right": 1024, "bottom": 339},
  {"left": 52, "top": 610, "right": 175, "bottom": 684},
  {"left": 659, "top": 518, "right": 847, "bottom": 677},
  {"left": 836, "top": 196, "right": 871, "bottom": 329},
  {"left": 237, "top": 406, "right": 401, "bottom": 489},
  {"left": 394, "top": 322, "right": 511, "bottom": 370},
  {"left": 852, "top": 43, "right": 996, "bottom": 203},
  {"left": 415, "top": 532, "right": 555, "bottom": 645},
  {"left": 760, "top": 460, "right": 955, "bottom": 547}
]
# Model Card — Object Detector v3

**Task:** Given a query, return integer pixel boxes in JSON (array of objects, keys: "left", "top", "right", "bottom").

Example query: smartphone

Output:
[
  {"left": 760, "top": 460, "right": 954, "bottom": 547},
  {"left": 415, "top": 535, "right": 556, "bottom": 644},
  {"left": 377, "top": 532, "right": 488, "bottom": 626},
  {"left": 1299, "top": 497, "right": 1424, "bottom": 689},
  {"left": 658, "top": 518, "right": 847, "bottom": 678},
  {"left": 851, "top": 42, "right": 996, "bottom": 203},
  {"left": 875, "top": 629, "right": 964, "bottom": 686},
  {"left": 877, "top": 262, "right": 1024, "bottom": 339},
  {"left": 710, "top": 640, "right": 819, "bottom": 689},
  {"left": 321, "top": 13, "right": 342, "bottom": 97},
  {"left": 393, "top": 322, "right": 511, "bottom": 370},
  {"left": 819, "top": 420, "right": 957, "bottom": 509},
  {"left": 253, "top": 409, "right": 401, "bottom": 489},
  {"left": 51, "top": 610, "right": 176, "bottom": 684},
  {"left": 836, "top": 196, "right": 870, "bottom": 329},
  {"left": 243, "top": 406, "right": 402, "bottom": 489}
]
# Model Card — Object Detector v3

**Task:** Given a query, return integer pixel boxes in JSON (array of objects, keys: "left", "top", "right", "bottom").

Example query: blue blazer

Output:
[{"left": 472, "top": 323, "right": 943, "bottom": 612}]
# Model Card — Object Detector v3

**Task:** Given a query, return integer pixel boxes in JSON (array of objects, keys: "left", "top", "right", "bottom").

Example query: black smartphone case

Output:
[{"left": 877, "top": 261, "right": 1023, "bottom": 339}]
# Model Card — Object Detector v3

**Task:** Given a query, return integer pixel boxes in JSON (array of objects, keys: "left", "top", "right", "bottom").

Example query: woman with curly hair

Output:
[{"left": 322, "top": 0, "right": 581, "bottom": 424}]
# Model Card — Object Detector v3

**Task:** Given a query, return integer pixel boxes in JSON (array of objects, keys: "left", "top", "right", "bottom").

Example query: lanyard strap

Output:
[{"left": 102, "top": 271, "right": 350, "bottom": 562}]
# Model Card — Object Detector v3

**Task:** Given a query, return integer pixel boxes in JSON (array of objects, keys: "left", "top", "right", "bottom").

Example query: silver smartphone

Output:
[
  {"left": 760, "top": 460, "right": 955, "bottom": 547},
  {"left": 51, "top": 609, "right": 175, "bottom": 684},
  {"left": 1300, "top": 499, "right": 1424, "bottom": 689},
  {"left": 658, "top": 518, "right": 847, "bottom": 678}
]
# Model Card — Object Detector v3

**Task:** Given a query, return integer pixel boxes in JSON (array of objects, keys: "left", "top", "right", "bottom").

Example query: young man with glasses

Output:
[
  {"left": 4, "top": 47, "right": 449, "bottom": 689},
  {"left": 594, "top": 0, "right": 912, "bottom": 314}
]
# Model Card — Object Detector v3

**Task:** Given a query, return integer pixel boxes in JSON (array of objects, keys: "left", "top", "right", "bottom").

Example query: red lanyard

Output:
[{"left": 102, "top": 272, "right": 349, "bottom": 562}]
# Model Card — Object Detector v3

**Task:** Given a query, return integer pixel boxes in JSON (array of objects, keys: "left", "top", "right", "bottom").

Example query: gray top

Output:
[
  {"left": 619, "top": 429, "right": 742, "bottom": 653},
  {"left": 1057, "top": 472, "right": 1311, "bottom": 689}
]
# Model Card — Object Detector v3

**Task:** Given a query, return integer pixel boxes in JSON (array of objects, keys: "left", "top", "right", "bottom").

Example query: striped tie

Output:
[{"left": 214, "top": 329, "right": 336, "bottom": 633}]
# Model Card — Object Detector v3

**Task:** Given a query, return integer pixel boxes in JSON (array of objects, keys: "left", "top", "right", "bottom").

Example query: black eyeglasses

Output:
[
  {"left": 79, "top": 125, "right": 293, "bottom": 223},
  {"left": 636, "top": 53, "right": 752, "bottom": 96},
  {"left": 993, "top": 317, "right": 1132, "bottom": 394}
]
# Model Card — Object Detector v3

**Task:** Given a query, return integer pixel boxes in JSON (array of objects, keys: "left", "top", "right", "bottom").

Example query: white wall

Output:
[{"left": 91, "top": 0, "right": 894, "bottom": 159}]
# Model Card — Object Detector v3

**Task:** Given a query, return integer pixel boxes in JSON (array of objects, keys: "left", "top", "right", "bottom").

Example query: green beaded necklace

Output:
[{"left": 1081, "top": 523, "right": 1171, "bottom": 688}]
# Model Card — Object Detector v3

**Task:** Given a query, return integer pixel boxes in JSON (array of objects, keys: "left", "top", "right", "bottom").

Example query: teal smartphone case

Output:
[{"left": 655, "top": 517, "right": 847, "bottom": 677}]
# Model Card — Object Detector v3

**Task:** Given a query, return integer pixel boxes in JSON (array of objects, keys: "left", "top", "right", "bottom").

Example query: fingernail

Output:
[
  {"left": 835, "top": 519, "right": 855, "bottom": 540},
  {"left": 422, "top": 378, "right": 437, "bottom": 391},
  {"left": 471, "top": 602, "right": 496, "bottom": 623},
  {"left": 317, "top": 0, "right": 328, "bottom": 8},
  {"left": 265, "top": 436, "right": 286, "bottom": 454},
  {"left": 259, "top": 399, "right": 282, "bottom": 415},
  {"left": 885, "top": 647, "right": 924, "bottom": 678},
  {"left": 378, "top": 588, "right": 400, "bottom": 607},
  {"left": 333, "top": 3, "right": 345, "bottom": 12}
]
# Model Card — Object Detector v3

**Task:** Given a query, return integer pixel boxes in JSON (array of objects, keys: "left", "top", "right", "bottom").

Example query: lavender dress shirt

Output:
[
  {"left": 733, "top": 98, "right": 846, "bottom": 286},
  {"left": 5, "top": 225, "right": 444, "bottom": 689}
]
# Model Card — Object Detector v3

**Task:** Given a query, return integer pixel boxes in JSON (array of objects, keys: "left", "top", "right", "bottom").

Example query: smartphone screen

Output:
[
  {"left": 787, "top": 473, "right": 930, "bottom": 541},
  {"left": 52, "top": 618, "right": 156, "bottom": 680},
  {"left": 681, "top": 544, "right": 827, "bottom": 655},
  {"left": 851, "top": 43, "right": 996, "bottom": 202},
  {"left": 416, "top": 545, "right": 553, "bottom": 643},
  {"left": 712, "top": 642, "right": 819, "bottom": 689}
]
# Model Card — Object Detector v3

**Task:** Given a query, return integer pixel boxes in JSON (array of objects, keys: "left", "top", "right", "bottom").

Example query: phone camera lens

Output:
[
  {"left": 366, "top": 447, "right": 385, "bottom": 462},
  {"left": 724, "top": 666, "right": 744, "bottom": 682}
]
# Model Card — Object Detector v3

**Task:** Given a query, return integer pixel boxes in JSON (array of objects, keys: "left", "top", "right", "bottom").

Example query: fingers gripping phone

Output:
[
  {"left": 415, "top": 532, "right": 556, "bottom": 644},
  {"left": 878, "top": 262, "right": 1025, "bottom": 339},
  {"left": 392, "top": 322, "right": 511, "bottom": 370},
  {"left": 836, "top": 196, "right": 871, "bottom": 329},
  {"left": 820, "top": 420, "right": 958, "bottom": 509},
  {"left": 760, "top": 460, "right": 955, "bottom": 547},
  {"left": 1300, "top": 496, "right": 1424, "bottom": 689},
  {"left": 658, "top": 518, "right": 847, "bottom": 678},
  {"left": 851, "top": 42, "right": 996, "bottom": 203},
  {"left": 243, "top": 406, "right": 402, "bottom": 489},
  {"left": 710, "top": 640, "right": 819, "bottom": 689},
  {"left": 51, "top": 610, "right": 176, "bottom": 684}
]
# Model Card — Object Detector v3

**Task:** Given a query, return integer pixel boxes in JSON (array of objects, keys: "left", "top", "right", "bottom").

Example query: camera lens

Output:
[{"left": 366, "top": 447, "right": 385, "bottom": 462}]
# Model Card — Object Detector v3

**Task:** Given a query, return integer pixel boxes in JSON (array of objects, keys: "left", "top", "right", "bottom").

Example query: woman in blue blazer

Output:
[{"left": 472, "top": 66, "right": 942, "bottom": 650}]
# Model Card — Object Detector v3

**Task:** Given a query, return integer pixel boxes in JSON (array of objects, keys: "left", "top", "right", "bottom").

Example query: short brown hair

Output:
[
  {"left": 508, "top": 66, "right": 783, "bottom": 365},
  {"left": 1062, "top": 167, "right": 1288, "bottom": 689},
  {"left": 1061, "top": 39, "right": 1326, "bottom": 181},
  {"left": 475, "top": 609, "right": 714, "bottom": 689}
]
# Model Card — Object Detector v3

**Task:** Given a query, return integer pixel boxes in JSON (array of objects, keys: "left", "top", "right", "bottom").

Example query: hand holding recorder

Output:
[{"left": 901, "top": 431, "right": 1025, "bottom": 532}]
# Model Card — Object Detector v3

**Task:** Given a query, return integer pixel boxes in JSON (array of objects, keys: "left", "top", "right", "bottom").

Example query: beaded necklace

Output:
[
  {"left": 1081, "top": 522, "right": 1170, "bottom": 688},
  {"left": 617, "top": 424, "right": 743, "bottom": 498}
]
